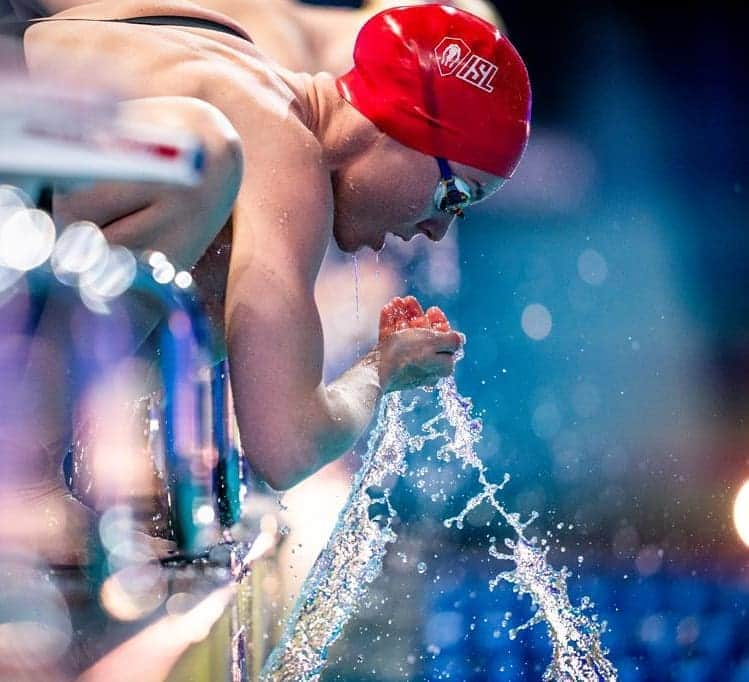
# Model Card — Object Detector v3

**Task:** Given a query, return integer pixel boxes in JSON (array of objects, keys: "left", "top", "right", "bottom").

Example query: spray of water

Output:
[
  {"left": 260, "top": 392, "right": 411, "bottom": 681},
  {"left": 261, "top": 372, "right": 617, "bottom": 680},
  {"left": 437, "top": 376, "right": 617, "bottom": 681},
  {"left": 352, "top": 253, "right": 361, "bottom": 359}
]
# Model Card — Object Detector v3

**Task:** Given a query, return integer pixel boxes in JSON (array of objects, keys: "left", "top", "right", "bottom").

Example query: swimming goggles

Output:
[{"left": 433, "top": 157, "right": 475, "bottom": 219}]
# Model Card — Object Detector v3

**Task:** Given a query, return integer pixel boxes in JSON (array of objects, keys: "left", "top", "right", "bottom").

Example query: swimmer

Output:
[
  {"left": 3, "top": 2, "right": 530, "bottom": 564},
  {"left": 5, "top": 0, "right": 503, "bottom": 74}
]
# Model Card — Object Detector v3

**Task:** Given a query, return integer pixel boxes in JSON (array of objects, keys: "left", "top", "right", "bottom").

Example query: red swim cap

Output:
[{"left": 336, "top": 4, "right": 531, "bottom": 179}]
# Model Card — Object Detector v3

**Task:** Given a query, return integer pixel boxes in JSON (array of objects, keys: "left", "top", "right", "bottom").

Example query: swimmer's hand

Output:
[{"left": 376, "top": 296, "right": 463, "bottom": 392}]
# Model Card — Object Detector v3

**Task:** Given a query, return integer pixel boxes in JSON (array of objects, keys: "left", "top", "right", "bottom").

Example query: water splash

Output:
[
  {"left": 262, "top": 373, "right": 616, "bottom": 680},
  {"left": 352, "top": 253, "right": 361, "bottom": 359},
  {"left": 437, "top": 376, "right": 617, "bottom": 681},
  {"left": 260, "top": 393, "right": 412, "bottom": 681}
]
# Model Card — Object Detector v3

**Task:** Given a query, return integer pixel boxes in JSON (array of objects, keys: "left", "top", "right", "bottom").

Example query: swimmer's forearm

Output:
[
  {"left": 319, "top": 349, "right": 383, "bottom": 455},
  {"left": 262, "top": 351, "right": 382, "bottom": 490},
  {"left": 231, "top": 343, "right": 383, "bottom": 490}
]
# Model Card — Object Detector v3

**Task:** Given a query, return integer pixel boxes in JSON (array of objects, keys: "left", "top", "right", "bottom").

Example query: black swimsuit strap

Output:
[
  {"left": 0, "top": 15, "right": 251, "bottom": 42},
  {"left": 111, "top": 15, "right": 250, "bottom": 41}
]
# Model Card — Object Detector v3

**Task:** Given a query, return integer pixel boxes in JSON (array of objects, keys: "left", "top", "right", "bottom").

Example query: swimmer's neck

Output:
[{"left": 305, "top": 72, "right": 382, "bottom": 171}]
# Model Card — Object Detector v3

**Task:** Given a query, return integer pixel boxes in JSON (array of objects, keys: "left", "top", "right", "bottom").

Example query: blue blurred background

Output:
[
  {"left": 1, "top": 0, "right": 747, "bottom": 679},
  {"left": 314, "top": 1, "right": 749, "bottom": 679}
]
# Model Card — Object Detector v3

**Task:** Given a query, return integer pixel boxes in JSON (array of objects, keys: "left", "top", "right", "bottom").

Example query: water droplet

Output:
[{"left": 416, "top": 562, "right": 427, "bottom": 574}]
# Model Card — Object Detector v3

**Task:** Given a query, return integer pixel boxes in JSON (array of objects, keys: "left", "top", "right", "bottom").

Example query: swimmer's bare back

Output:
[
  {"left": 21, "top": 0, "right": 352, "bottom": 490},
  {"left": 22, "top": 0, "right": 333, "bottom": 332}
]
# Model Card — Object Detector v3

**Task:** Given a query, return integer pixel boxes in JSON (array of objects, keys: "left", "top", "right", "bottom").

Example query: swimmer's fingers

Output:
[
  {"left": 379, "top": 304, "right": 396, "bottom": 339},
  {"left": 409, "top": 315, "right": 431, "bottom": 329},
  {"left": 379, "top": 300, "right": 399, "bottom": 339},
  {"left": 379, "top": 297, "right": 416, "bottom": 339},
  {"left": 391, "top": 297, "right": 413, "bottom": 326},
  {"left": 380, "top": 299, "right": 456, "bottom": 339},
  {"left": 426, "top": 306, "right": 451, "bottom": 332},
  {"left": 402, "top": 295, "right": 424, "bottom": 319}
]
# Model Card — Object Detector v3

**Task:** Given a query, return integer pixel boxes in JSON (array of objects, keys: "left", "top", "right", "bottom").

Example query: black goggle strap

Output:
[{"left": 435, "top": 157, "right": 469, "bottom": 218}]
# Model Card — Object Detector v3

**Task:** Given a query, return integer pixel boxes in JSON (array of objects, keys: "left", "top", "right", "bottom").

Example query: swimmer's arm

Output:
[
  {"left": 225, "top": 155, "right": 388, "bottom": 488},
  {"left": 316, "top": 348, "right": 383, "bottom": 451},
  {"left": 226, "top": 254, "right": 384, "bottom": 490}
]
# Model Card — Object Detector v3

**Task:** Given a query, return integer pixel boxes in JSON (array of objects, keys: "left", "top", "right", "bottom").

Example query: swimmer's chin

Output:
[
  {"left": 332, "top": 226, "right": 356, "bottom": 253},
  {"left": 338, "top": 236, "right": 386, "bottom": 253},
  {"left": 355, "top": 236, "right": 387, "bottom": 254},
  {"left": 332, "top": 225, "right": 385, "bottom": 253}
]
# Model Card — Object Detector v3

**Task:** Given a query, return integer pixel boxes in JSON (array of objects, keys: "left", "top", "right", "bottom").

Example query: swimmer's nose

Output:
[{"left": 418, "top": 216, "right": 453, "bottom": 242}]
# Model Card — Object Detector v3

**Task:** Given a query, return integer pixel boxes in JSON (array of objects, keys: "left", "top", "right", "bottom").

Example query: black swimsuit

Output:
[{"left": 0, "top": 14, "right": 251, "bottom": 42}]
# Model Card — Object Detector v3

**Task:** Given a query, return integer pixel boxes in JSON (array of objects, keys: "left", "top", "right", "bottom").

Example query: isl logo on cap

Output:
[
  {"left": 435, "top": 37, "right": 469, "bottom": 76},
  {"left": 434, "top": 37, "right": 498, "bottom": 93}
]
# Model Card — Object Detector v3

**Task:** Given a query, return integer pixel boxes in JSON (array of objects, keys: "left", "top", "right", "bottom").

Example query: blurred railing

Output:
[{"left": 0, "top": 71, "right": 282, "bottom": 680}]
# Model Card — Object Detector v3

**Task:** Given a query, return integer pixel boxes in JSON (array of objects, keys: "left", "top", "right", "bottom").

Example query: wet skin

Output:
[{"left": 8, "top": 0, "right": 506, "bottom": 567}]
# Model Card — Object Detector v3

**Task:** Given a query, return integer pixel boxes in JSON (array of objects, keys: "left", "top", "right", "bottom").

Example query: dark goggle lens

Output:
[{"left": 434, "top": 176, "right": 473, "bottom": 217}]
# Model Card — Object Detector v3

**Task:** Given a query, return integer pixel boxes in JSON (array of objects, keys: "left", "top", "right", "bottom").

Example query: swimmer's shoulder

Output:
[{"left": 23, "top": 0, "right": 263, "bottom": 95}]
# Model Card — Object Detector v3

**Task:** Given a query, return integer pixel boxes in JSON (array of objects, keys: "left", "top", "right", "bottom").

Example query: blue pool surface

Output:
[{"left": 419, "top": 567, "right": 749, "bottom": 681}]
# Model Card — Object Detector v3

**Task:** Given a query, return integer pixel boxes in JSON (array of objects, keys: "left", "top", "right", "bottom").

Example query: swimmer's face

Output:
[{"left": 332, "top": 136, "right": 503, "bottom": 253}]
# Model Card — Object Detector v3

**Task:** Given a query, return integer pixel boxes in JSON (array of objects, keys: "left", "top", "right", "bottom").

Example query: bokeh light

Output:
[
  {"left": 148, "top": 250, "right": 167, "bottom": 268},
  {"left": 79, "top": 245, "right": 137, "bottom": 312},
  {"left": 733, "top": 479, "right": 749, "bottom": 547},
  {"left": 0, "top": 208, "right": 56, "bottom": 271},
  {"left": 521, "top": 303, "right": 552, "bottom": 341},
  {"left": 0, "top": 263, "right": 23, "bottom": 296},
  {"left": 531, "top": 401, "right": 563, "bottom": 440},
  {"left": 195, "top": 503, "right": 216, "bottom": 525},
  {"left": 99, "top": 505, "right": 137, "bottom": 552},
  {"left": 0, "top": 560, "right": 73, "bottom": 668},
  {"left": 51, "top": 220, "right": 108, "bottom": 285},
  {"left": 0, "top": 185, "right": 32, "bottom": 216},
  {"left": 174, "top": 270, "right": 193, "bottom": 289},
  {"left": 99, "top": 563, "right": 167, "bottom": 622},
  {"left": 577, "top": 248, "right": 608, "bottom": 286},
  {"left": 153, "top": 259, "right": 176, "bottom": 285},
  {"left": 107, "top": 536, "right": 159, "bottom": 573}
]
